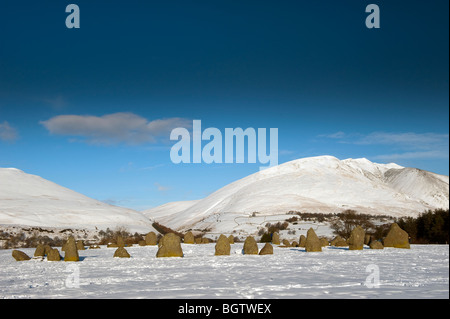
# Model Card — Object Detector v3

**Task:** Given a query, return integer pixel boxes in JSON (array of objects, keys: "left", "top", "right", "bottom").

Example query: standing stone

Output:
[
  {"left": 305, "top": 228, "right": 322, "bottom": 252},
  {"left": 298, "top": 235, "right": 307, "bottom": 248},
  {"left": 348, "top": 226, "right": 365, "bottom": 250},
  {"left": 44, "top": 245, "right": 52, "bottom": 256},
  {"left": 34, "top": 244, "right": 46, "bottom": 257},
  {"left": 195, "top": 237, "right": 202, "bottom": 244},
  {"left": 282, "top": 239, "right": 291, "bottom": 247},
  {"left": 383, "top": 223, "right": 410, "bottom": 249},
  {"left": 12, "top": 250, "right": 31, "bottom": 261},
  {"left": 138, "top": 240, "right": 147, "bottom": 246},
  {"left": 272, "top": 232, "right": 280, "bottom": 245},
  {"left": 215, "top": 234, "right": 231, "bottom": 256},
  {"left": 156, "top": 233, "right": 183, "bottom": 257},
  {"left": 116, "top": 236, "right": 125, "bottom": 248},
  {"left": 76, "top": 240, "right": 85, "bottom": 250},
  {"left": 47, "top": 248, "right": 61, "bottom": 261},
  {"left": 259, "top": 243, "right": 273, "bottom": 255},
  {"left": 145, "top": 232, "right": 157, "bottom": 246},
  {"left": 114, "top": 247, "right": 131, "bottom": 258},
  {"left": 64, "top": 236, "right": 79, "bottom": 262},
  {"left": 330, "top": 236, "right": 348, "bottom": 247},
  {"left": 320, "top": 238, "right": 329, "bottom": 247},
  {"left": 228, "top": 235, "right": 235, "bottom": 244},
  {"left": 370, "top": 240, "right": 384, "bottom": 250},
  {"left": 243, "top": 236, "right": 259, "bottom": 255},
  {"left": 184, "top": 231, "right": 195, "bottom": 244}
]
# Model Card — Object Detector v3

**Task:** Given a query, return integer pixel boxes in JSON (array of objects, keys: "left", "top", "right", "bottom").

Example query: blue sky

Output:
[{"left": 0, "top": 0, "right": 448, "bottom": 210}]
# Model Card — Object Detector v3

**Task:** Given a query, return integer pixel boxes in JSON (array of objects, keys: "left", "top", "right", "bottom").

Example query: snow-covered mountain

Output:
[
  {"left": 143, "top": 156, "right": 449, "bottom": 233},
  {"left": 2, "top": 156, "right": 448, "bottom": 236},
  {"left": 0, "top": 168, "right": 157, "bottom": 233}
]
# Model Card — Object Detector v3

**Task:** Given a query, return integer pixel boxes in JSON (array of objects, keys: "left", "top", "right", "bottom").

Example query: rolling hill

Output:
[
  {"left": 0, "top": 168, "right": 157, "bottom": 233},
  {"left": 143, "top": 156, "right": 449, "bottom": 234}
]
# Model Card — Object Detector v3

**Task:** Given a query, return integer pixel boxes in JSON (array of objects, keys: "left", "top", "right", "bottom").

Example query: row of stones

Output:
[{"left": 11, "top": 223, "right": 409, "bottom": 261}]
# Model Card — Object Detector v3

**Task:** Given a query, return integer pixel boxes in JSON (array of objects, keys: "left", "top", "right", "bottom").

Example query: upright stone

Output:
[
  {"left": 44, "top": 245, "right": 52, "bottom": 256},
  {"left": 76, "top": 240, "right": 86, "bottom": 250},
  {"left": 114, "top": 247, "right": 131, "bottom": 258},
  {"left": 272, "top": 232, "right": 280, "bottom": 245},
  {"left": 156, "top": 233, "right": 183, "bottom": 257},
  {"left": 370, "top": 240, "right": 384, "bottom": 250},
  {"left": 320, "top": 238, "right": 329, "bottom": 247},
  {"left": 145, "top": 232, "right": 157, "bottom": 245},
  {"left": 282, "top": 239, "right": 291, "bottom": 247},
  {"left": 298, "top": 235, "right": 307, "bottom": 248},
  {"left": 34, "top": 244, "right": 45, "bottom": 257},
  {"left": 47, "top": 248, "right": 61, "bottom": 261},
  {"left": 228, "top": 235, "right": 235, "bottom": 244},
  {"left": 12, "top": 250, "right": 31, "bottom": 261},
  {"left": 348, "top": 226, "right": 365, "bottom": 250},
  {"left": 138, "top": 240, "right": 146, "bottom": 246},
  {"left": 116, "top": 236, "right": 125, "bottom": 248},
  {"left": 184, "top": 231, "right": 195, "bottom": 244},
  {"left": 383, "top": 223, "right": 410, "bottom": 249},
  {"left": 330, "top": 236, "right": 348, "bottom": 247},
  {"left": 243, "top": 236, "right": 259, "bottom": 255},
  {"left": 215, "top": 234, "right": 231, "bottom": 256},
  {"left": 64, "top": 236, "right": 80, "bottom": 262},
  {"left": 305, "top": 228, "right": 322, "bottom": 252},
  {"left": 259, "top": 243, "right": 273, "bottom": 255}
]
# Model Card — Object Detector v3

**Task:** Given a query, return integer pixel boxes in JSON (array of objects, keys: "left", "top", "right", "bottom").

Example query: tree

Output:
[{"left": 330, "top": 210, "right": 375, "bottom": 238}]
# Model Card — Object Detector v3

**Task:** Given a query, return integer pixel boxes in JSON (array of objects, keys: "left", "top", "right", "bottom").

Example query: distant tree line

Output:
[
  {"left": 330, "top": 208, "right": 449, "bottom": 244},
  {"left": 397, "top": 209, "right": 449, "bottom": 244},
  {"left": 256, "top": 208, "right": 449, "bottom": 245}
]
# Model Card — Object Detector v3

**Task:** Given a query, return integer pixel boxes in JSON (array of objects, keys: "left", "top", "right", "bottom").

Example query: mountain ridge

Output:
[
  {"left": 143, "top": 156, "right": 449, "bottom": 232},
  {"left": 1, "top": 156, "right": 448, "bottom": 236},
  {"left": 0, "top": 167, "right": 157, "bottom": 233}
]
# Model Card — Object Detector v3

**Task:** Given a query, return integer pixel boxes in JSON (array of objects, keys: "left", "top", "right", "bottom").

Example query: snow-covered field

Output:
[{"left": 1, "top": 244, "right": 448, "bottom": 299}]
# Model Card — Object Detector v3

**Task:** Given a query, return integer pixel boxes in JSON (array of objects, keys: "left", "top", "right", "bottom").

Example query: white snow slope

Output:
[
  {"left": 0, "top": 168, "right": 157, "bottom": 233},
  {"left": 143, "top": 156, "right": 449, "bottom": 233}
]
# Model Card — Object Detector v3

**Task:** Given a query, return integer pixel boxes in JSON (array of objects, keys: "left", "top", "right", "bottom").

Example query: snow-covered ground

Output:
[{"left": 1, "top": 244, "right": 448, "bottom": 299}]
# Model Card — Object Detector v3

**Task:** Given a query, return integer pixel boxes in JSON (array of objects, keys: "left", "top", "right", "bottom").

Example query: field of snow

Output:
[{"left": 1, "top": 244, "right": 448, "bottom": 299}]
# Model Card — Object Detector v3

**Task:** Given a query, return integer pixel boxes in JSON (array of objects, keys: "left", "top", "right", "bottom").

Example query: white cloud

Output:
[
  {"left": 0, "top": 121, "right": 18, "bottom": 142},
  {"left": 41, "top": 95, "right": 67, "bottom": 111},
  {"left": 353, "top": 132, "right": 449, "bottom": 149},
  {"left": 319, "top": 131, "right": 347, "bottom": 139},
  {"left": 40, "top": 112, "right": 191, "bottom": 145},
  {"left": 373, "top": 150, "right": 449, "bottom": 161},
  {"left": 154, "top": 182, "right": 170, "bottom": 192},
  {"left": 320, "top": 131, "right": 449, "bottom": 161}
]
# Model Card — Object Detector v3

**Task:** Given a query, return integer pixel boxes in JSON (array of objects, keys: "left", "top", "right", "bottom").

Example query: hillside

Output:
[
  {"left": 143, "top": 156, "right": 449, "bottom": 234},
  {"left": 0, "top": 168, "right": 157, "bottom": 233}
]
